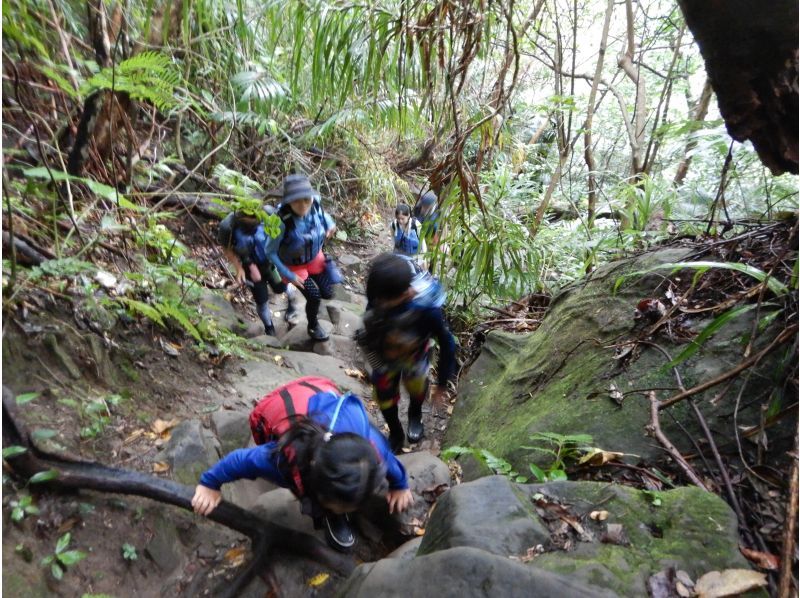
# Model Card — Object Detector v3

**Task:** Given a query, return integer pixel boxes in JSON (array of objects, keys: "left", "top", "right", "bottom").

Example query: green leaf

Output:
[
  {"left": 547, "top": 469, "right": 568, "bottom": 481},
  {"left": 117, "top": 298, "right": 165, "bottom": 327},
  {"left": 440, "top": 445, "right": 474, "bottom": 460},
  {"left": 529, "top": 463, "right": 546, "bottom": 481},
  {"left": 3, "top": 445, "right": 27, "bottom": 458},
  {"left": 15, "top": 392, "right": 40, "bottom": 405},
  {"left": 57, "top": 550, "right": 87, "bottom": 566},
  {"left": 665, "top": 304, "right": 760, "bottom": 369},
  {"left": 51, "top": 562, "right": 64, "bottom": 580},
  {"left": 29, "top": 469, "right": 59, "bottom": 484},
  {"left": 22, "top": 168, "right": 142, "bottom": 210},
  {"left": 12, "top": 507, "right": 24, "bottom": 522},
  {"left": 56, "top": 533, "right": 71, "bottom": 554},
  {"left": 619, "top": 261, "right": 788, "bottom": 296},
  {"left": 31, "top": 429, "right": 58, "bottom": 440},
  {"left": 514, "top": 475, "right": 529, "bottom": 483}
]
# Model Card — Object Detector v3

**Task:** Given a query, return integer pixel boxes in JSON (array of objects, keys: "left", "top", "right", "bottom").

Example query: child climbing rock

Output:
[
  {"left": 391, "top": 203, "right": 426, "bottom": 267},
  {"left": 217, "top": 205, "right": 299, "bottom": 336},
  {"left": 357, "top": 253, "right": 456, "bottom": 453},
  {"left": 265, "top": 174, "right": 341, "bottom": 341},
  {"left": 191, "top": 376, "right": 414, "bottom": 552}
]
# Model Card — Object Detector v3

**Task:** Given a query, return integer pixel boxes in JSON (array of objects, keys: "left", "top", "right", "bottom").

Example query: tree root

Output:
[{"left": 2, "top": 388, "right": 355, "bottom": 597}]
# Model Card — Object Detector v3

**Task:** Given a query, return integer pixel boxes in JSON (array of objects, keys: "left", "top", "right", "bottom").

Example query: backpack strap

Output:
[
  {"left": 297, "top": 380, "right": 322, "bottom": 394},
  {"left": 278, "top": 387, "right": 296, "bottom": 418}
]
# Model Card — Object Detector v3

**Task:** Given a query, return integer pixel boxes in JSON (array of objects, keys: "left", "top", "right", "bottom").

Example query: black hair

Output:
[
  {"left": 395, "top": 203, "right": 411, "bottom": 217},
  {"left": 277, "top": 416, "right": 382, "bottom": 509},
  {"left": 366, "top": 252, "right": 414, "bottom": 303}
]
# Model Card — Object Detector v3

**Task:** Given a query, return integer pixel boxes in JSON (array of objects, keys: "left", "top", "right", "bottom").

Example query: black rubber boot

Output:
[
  {"left": 256, "top": 302, "right": 276, "bottom": 336},
  {"left": 382, "top": 405, "right": 405, "bottom": 454},
  {"left": 304, "top": 278, "right": 328, "bottom": 340},
  {"left": 407, "top": 400, "right": 424, "bottom": 443},
  {"left": 323, "top": 513, "right": 355, "bottom": 552}
]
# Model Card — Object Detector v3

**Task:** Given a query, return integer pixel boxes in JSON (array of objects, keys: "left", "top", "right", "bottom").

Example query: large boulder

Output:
[
  {"left": 341, "top": 477, "right": 752, "bottom": 597},
  {"left": 339, "top": 546, "right": 617, "bottom": 597},
  {"left": 158, "top": 420, "right": 219, "bottom": 486},
  {"left": 444, "top": 246, "right": 790, "bottom": 474}
]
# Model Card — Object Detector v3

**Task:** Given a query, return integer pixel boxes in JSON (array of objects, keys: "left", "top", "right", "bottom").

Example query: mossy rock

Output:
[{"left": 445, "top": 246, "right": 791, "bottom": 475}]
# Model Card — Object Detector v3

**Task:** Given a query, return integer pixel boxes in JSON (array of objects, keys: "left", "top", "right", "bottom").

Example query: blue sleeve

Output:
[
  {"left": 198, "top": 444, "right": 285, "bottom": 490},
  {"left": 422, "top": 307, "right": 456, "bottom": 384},
  {"left": 326, "top": 394, "right": 408, "bottom": 490},
  {"left": 265, "top": 221, "right": 294, "bottom": 280},
  {"left": 323, "top": 211, "right": 335, "bottom": 231},
  {"left": 367, "top": 426, "right": 409, "bottom": 490}
]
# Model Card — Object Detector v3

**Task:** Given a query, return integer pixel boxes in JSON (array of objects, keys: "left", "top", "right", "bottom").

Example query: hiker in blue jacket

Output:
[
  {"left": 265, "top": 175, "right": 342, "bottom": 341},
  {"left": 218, "top": 208, "right": 301, "bottom": 336},
  {"left": 357, "top": 253, "right": 456, "bottom": 453},
  {"left": 192, "top": 377, "right": 413, "bottom": 551},
  {"left": 391, "top": 203, "right": 426, "bottom": 268}
]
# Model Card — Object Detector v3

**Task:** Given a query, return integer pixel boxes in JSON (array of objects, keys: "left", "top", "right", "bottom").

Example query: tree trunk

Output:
[
  {"left": 674, "top": 78, "right": 713, "bottom": 186},
  {"left": 583, "top": 0, "right": 615, "bottom": 229}
]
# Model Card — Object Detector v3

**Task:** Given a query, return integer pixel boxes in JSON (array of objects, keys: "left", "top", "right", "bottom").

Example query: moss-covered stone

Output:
[
  {"left": 445, "top": 246, "right": 789, "bottom": 475},
  {"left": 520, "top": 481, "right": 750, "bottom": 594}
]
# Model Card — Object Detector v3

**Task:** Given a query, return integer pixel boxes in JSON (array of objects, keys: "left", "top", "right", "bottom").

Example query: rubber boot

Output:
[
  {"left": 284, "top": 287, "right": 299, "bottom": 326},
  {"left": 382, "top": 405, "right": 405, "bottom": 454},
  {"left": 256, "top": 302, "right": 276, "bottom": 336},
  {"left": 304, "top": 278, "right": 328, "bottom": 341},
  {"left": 407, "top": 399, "right": 424, "bottom": 443}
]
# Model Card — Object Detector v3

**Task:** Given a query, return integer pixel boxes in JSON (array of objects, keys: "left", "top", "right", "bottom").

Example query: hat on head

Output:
[
  {"left": 282, "top": 174, "right": 320, "bottom": 204},
  {"left": 419, "top": 190, "right": 437, "bottom": 206}
]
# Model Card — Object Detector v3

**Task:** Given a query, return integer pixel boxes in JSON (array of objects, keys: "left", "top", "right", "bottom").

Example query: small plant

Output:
[
  {"left": 79, "top": 395, "right": 124, "bottom": 440},
  {"left": 121, "top": 543, "right": 138, "bottom": 561},
  {"left": 521, "top": 432, "right": 595, "bottom": 482},
  {"left": 41, "top": 532, "right": 87, "bottom": 580},
  {"left": 9, "top": 493, "right": 40, "bottom": 522},
  {"left": 441, "top": 446, "right": 529, "bottom": 483}
]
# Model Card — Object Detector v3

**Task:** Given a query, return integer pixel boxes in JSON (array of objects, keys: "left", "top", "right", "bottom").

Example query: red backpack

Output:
[{"left": 249, "top": 376, "right": 340, "bottom": 445}]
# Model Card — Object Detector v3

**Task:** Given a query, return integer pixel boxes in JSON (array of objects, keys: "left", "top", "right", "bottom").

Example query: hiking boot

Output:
[
  {"left": 323, "top": 513, "right": 355, "bottom": 552},
  {"left": 264, "top": 324, "right": 277, "bottom": 337},
  {"left": 307, "top": 322, "right": 329, "bottom": 341},
  {"left": 407, "top": 402, "right": 424, "bottom": 443},
  {"left": 389, "top": 430, "right": 405, "bottom": 454}
]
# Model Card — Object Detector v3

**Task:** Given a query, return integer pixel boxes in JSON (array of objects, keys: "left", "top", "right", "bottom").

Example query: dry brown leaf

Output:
[
  {"left": 308, "top": 573, "right": 330, "bottom": 588},
  {"left": 344, "top": 368, "right": 366, "bottom": 381},
  {"left": 675, "top": 581, "right": 691, "bottom": 597},
  {"left": 152, "top": 418, "right": 180, "bottom": 436},
  {"left": 124, "top": 429, "right": 146, "bottom": 444},
  {"left": 695, "top": 569, "right": 768, "bottom": 597},
  {"left": 224, "top": 546, "right": 247, "bottom": 567},
  {"left": 273, "top": 355, "right": 284, "bottom": 364},
  {"left": 152, "top": 462, "right": 170, "bottom": 473},
  {"left": 579, "top": 448, "right": 625, "bottom": 466},
  {"left": 739, "top": 546, "right": 780, "bottom": 570},
  {"left": 414, "top": 527, "right": 426, "bottom": 536},
  {"left": 589, "top": 510, "right": 609, "bottom": 521}
]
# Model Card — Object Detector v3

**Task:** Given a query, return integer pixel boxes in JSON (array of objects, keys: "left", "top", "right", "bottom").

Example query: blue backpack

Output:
[
  {"left": 276, "top": 199, "right": 330, "bottom": 265},
  {"left": 392, "top": 219, "right": 421, "bottom": 256}
]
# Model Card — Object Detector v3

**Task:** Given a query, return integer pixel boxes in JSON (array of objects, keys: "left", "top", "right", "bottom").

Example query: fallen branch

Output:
[
  {"left": 2, "top": 231, "right": 50, "bottom": 266},
  {"left": 778, "top": 427, "right": 799, "bottom": 598},
  {"left": 658, "top": 325, "right": 797, "bottom": 410},
  {"left": 2, "top": 388, "right": 355, "bottom": 596},
  {"left": 646, "top": 391, "right": 709, "bottom": 491}
]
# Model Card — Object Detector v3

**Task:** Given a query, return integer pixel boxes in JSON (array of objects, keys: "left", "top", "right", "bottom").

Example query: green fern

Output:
[
  {"left": 158, "top": 301, "right": 202, "bottom": 341},
  {"left": 82, "top": 51, "right": 182, "bottom": 112}
]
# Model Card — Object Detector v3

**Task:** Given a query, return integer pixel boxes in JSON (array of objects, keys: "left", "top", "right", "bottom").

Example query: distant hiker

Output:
[
  {"left": 191, "top": 376, "right": 413, "bottom": 552},
  {"left": 356, "top": 253, "right": 456, "bottom": 453},
  {"left": 265, "top": 174, "right": 342, "bottom": 341},
  {"left": 412, "top": 190, "right": 440, "bottom": 245},
  {"left": 217, "top": 206, "right": 298, "bottom": 336},
  {"left": 391, "top": 203, "right": 426, "bottom": 268}
]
